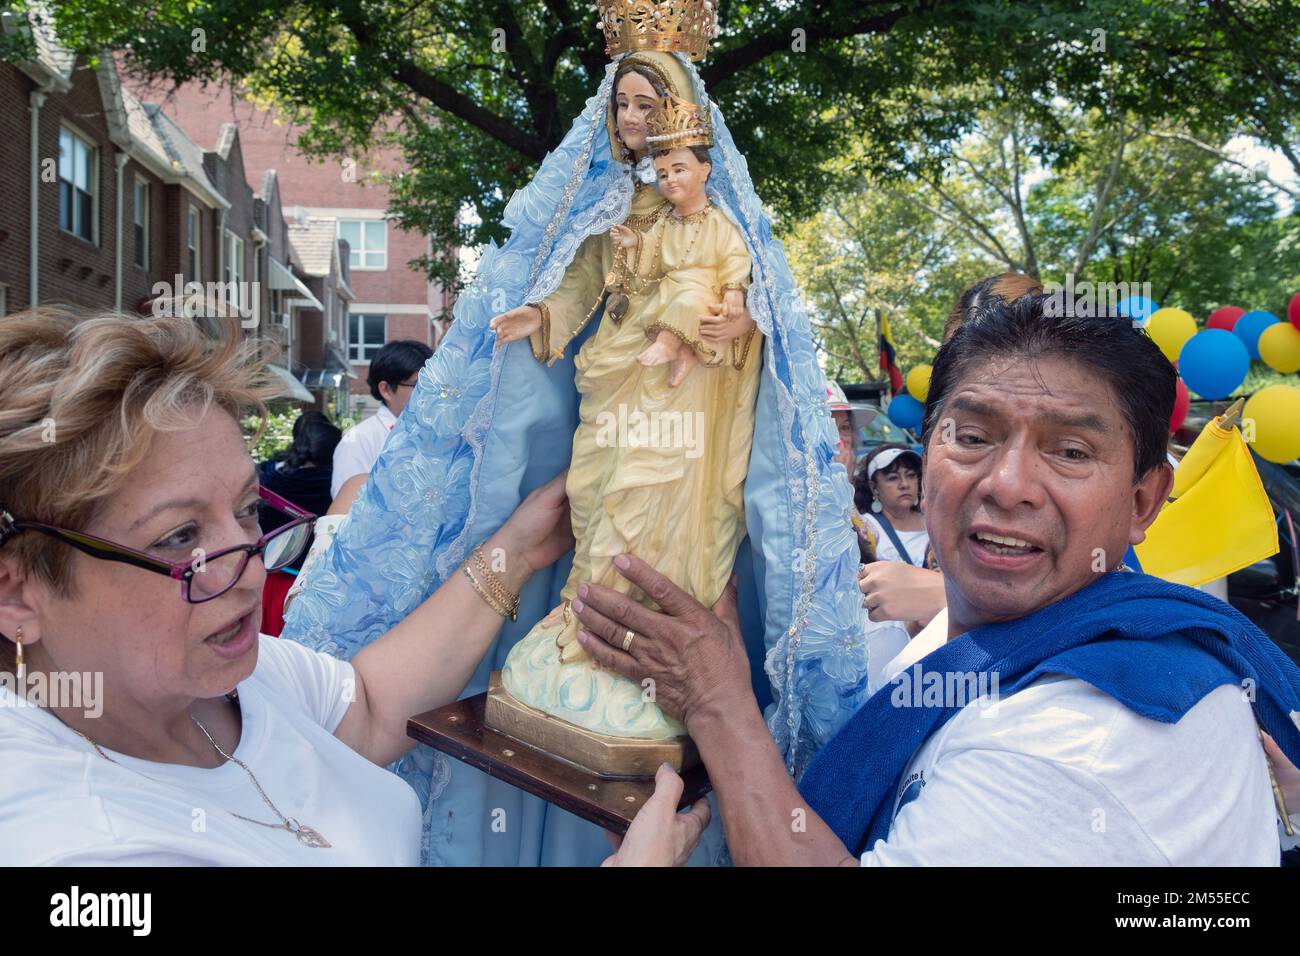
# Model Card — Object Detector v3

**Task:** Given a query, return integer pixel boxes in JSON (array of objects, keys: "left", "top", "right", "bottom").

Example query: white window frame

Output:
[
  {"left": 133, "top": 177, "right": 150, "bottom": 269},
  {"left": 224, "top": 231, "right": 245, "bottom": 309},
  {"left": 187, "top": 207, "right": 202, "bottom": 283},
  {"left": 348, "top": 313, "right": 386, "bottom": 363},
  {"left": 337, "top": 219, "right": 388, "bottom": 271},
  {"left": 58, "top": 126, "right": 98, "bottom": 244}
]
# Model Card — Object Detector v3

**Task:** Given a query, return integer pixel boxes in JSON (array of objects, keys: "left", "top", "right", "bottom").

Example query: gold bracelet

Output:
[
  {"left": 463, "top": 564, "right": 517, "bottom": 621},
  {"left": 528, "top": 301, "right": 551, "bottom": 364},
  {"left": 471, "top": 544, "right": 519, "bottom": 618}
]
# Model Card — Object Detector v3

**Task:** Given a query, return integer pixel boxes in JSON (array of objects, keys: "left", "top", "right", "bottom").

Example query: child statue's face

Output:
[{"left": 653, "top": 148, "right": 711, "bottom": 207}]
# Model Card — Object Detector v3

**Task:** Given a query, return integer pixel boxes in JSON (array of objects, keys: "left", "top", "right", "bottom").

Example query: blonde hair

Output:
[{"left": 0, "top": 307, "right": 279, "bottom": 600}]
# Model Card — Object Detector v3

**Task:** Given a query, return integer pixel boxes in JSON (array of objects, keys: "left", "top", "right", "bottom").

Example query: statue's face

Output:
[
  {"left": 614, "top": 71, "right": 660, "bottom": 154},
  {"left": 653, "top": 147, "right": 710, "bottom": 207}
]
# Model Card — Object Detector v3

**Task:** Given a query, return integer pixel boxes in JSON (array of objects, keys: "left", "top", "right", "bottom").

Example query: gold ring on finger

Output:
[{"left": 622, "top": 629, "right": 636, "bottom": 652}]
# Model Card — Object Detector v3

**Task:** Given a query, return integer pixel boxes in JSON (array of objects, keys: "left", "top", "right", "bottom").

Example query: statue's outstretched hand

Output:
[
  {"left": 489, "top": 305, "right": 543, "bottom": 347},
  {"left": 609, "top": 224, "right": 639, "bottom": 250}
]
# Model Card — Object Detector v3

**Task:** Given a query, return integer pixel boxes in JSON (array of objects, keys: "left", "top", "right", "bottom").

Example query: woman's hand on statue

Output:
[
  {"left": 571, "top": 554, "right": 752, "bottom": 728},
  {"left": 609, "top": 224, "right": 639, "bottom": 250},
  {"left": 858, "top": 562, "right": 946, "bottom": 625},
  {"left": 601, "top": 764, "right": 711, "bottom": 867},
  {"left": 489, "top": 305, "right": 543, "bottom": 347},
  {"left": 699, "top": 300, "right": 756, "bottom": 343},
  {"left": 486, "top": 473, "right": 574, "bottom": 591}
]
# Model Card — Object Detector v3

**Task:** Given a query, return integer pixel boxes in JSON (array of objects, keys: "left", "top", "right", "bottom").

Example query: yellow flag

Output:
[{"left": 1135, "top": 406, "right": 1279, "bottom": 586}]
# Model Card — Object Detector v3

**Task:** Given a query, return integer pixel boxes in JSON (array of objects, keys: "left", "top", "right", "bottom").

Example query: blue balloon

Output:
[
  {"left": 1178, "top": 329, "right": 1250, "bottom": 400},
  {"left": 1234, "top": 310, "right": 1280, "bottom": 361},
  {"left": 887, "top": 393, "right": 925, "bottom": 431},
  {"left": 1119, "top": 295, "right": 1159, "bottom": 324}
]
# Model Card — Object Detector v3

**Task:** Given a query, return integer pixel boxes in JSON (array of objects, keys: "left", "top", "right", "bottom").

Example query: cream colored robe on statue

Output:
[{"left": 503, "top": 191, "right": 762, "bottom": 738}]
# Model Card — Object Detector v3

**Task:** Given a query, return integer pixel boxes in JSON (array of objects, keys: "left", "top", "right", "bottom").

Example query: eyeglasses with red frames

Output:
[{"left": 0, "top": 486, "right": 315, "bottom": 604}]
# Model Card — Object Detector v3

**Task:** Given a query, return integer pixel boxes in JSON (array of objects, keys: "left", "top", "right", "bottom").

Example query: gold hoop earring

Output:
[{"left": 14, "top": 624, "right": 23, "bottom": 677}]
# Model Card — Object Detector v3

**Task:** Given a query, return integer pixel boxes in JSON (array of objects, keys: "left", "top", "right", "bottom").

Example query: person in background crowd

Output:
[
  {"left": 853, "top": 444, "right": 938, "bottom": 689},
  {"left": 259, "top": 412, "right": 341, "bottom": 527},
  {"left": 855, "top": 444, "right": 930, "bottom": 567},
  {"left": 331, "top": 340, "right": 434, "bottom": 499},
  {"left": 258, "top": 411, "right": 342, "bottom": 636},
  {"left": 857, "top": 272, "right": 1047, "bottom": 646},
  {"left": 943, "top": 271, "right": 1044, "bottom": 343},
  {"left": 828, "top": 383, "right": 856, "bottom": 480}
]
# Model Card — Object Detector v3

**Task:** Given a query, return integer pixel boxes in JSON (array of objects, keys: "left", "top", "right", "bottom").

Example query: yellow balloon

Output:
[
  {"left": 1243, "top": 385, "right": 1300, "bottom": 463},
  {"left": 1147, "top": 308, "right": 1198, "bottom": 363},
  {"left": 906, "top": 364, "right": 933, "bottom": 403},
  {"left": 1258, "top": 322, "right": 1300, "bottom": 373}
]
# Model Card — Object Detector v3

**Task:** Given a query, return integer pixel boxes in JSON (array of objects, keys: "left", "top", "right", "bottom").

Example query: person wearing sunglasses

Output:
[
  {"left": 0, "top": 308, "right": 572, "bottom": 865},
  {"left": 330, "top": 339, "right": 433, "bottom": 500}
]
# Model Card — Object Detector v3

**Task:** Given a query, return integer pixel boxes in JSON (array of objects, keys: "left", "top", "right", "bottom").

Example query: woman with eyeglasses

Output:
[{"left": 0, "top": 308, "right": 572, "bottom": 865}]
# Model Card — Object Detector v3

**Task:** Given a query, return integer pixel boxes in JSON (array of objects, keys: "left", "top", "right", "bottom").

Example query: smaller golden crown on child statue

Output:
[
  {"left": 597, "top": 0, "right": 718, "bottom": 62},
  {"left": 644, "top": 89, "right": 714, "bottom": 150}
]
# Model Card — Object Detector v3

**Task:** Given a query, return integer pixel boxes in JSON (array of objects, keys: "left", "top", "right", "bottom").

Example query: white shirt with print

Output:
[{"left": 859, "top": 608, "right": 1279, "bottom": 865}]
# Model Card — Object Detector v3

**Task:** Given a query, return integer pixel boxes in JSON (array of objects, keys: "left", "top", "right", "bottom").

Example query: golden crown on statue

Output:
[
  {"left": 597, "top": 0, "right": 719, "bottom": 62},
  {"left": 645, "top": 89, "right": 713, "bottom": 150}
]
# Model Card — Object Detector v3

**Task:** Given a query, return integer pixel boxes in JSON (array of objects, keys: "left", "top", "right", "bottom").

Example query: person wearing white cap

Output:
[
  {"left": 853, "top": 444, "right": 935, "bottom": 691},
  {"left": 855, "top": 444, "right": 929, "bottom": 566}
]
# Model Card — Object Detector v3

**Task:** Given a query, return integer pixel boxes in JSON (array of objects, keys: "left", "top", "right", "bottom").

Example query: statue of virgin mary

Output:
[{"left": 282, "top": 0, "right": 870, "bottom": 866}]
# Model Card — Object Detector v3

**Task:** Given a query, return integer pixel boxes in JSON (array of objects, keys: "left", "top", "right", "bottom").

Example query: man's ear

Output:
[
  {"left": 0, "top": 556, "right": 42, "bottom": 645},
  {"left": 1129, "top": 462, "right": 1175, "bottom": 544},
  {"left": 376, "top": 380, "right": 396, "bottom": 408}
]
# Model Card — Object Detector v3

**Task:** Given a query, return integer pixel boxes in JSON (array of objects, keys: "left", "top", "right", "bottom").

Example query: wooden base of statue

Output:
[
  {"left": 484, "top": 672, "right": 700, "bottom": 777},
  {"left": 407, "top": 673, "right": 709, "bottom": 834}
]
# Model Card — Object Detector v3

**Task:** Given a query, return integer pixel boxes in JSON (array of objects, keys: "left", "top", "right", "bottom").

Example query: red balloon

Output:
[
  {"left": 1170, "top": 377, "right": 1190, "bottom": 433},
  {"left": 1206, "top": 305, "right": 1245, "bottom": 332},
  {"left": 1289, "top": 292, "right": 1300, "bottom": 331}
]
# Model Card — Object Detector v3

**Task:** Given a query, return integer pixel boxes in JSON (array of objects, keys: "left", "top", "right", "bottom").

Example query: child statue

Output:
[{"left": 489, "top": 87, "right": 761, "bottom": 742}]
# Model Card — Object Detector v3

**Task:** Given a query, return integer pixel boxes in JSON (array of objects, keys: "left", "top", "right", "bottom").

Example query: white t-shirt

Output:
[
  {"left": 860, "top": 608, "right": 1280, "bottom": 865},
  {"left": 0, "top": 635, "right": 421, "bottom": 865},
  {"left": 331, "top": 403, "right": 397, "bottom": 498},
  {"left": 860, "top": 512, "right": 929, "bottom": 566}
]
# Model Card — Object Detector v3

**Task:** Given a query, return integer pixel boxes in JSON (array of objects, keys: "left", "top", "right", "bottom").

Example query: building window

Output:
[
  {"left": 133, "top": 178, "right": 149, "bottom": 268},
  {"left": 349, "top": 313, "right": 386, "bottom": 362},
  {"left": 225, "top": 231, "right": 245, "bottom": 309},
  {"left": 187, "top": 207, "right": 201, "bottom": 282},
  {"left": 338, "top": 219, "right": 387, "bottom": 270},
  {"left": 58, "top": 128, "right": 96, "bottom": 242}
]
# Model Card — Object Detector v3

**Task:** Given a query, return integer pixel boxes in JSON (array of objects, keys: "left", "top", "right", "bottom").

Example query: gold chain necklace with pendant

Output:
[{"left": 70, "top": 699, "right": 331, "bottom": 849}]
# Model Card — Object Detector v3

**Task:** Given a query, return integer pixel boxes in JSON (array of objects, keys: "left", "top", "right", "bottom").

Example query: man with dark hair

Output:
[
  {"left": 331, "top": 339, "right": 433, "bottom": 499},
  {"left": 576, "top": 294, "right": 1300, "bottom": 866}
]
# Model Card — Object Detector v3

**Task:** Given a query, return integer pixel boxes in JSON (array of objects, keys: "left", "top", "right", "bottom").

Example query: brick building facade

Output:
[
  {"left": 128, "top": 80, "right": 452, "bottom": 416},
  {"left": 0, "top": 13, "right": 369, "bottom": 411}
]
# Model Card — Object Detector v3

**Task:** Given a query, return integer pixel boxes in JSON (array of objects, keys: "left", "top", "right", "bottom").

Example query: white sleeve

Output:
[
  {"left": 859, "top": 748, "right": 1171, "bottom": 866},
  {"left": 252, "top": 635, "right": 356, "bottom": 733},
  {"left": 330, "top": 431, "right": 371, "bottom": 499}
]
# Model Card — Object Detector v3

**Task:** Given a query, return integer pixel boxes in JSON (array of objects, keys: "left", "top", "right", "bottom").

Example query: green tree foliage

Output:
[
  {"left": 786, "top": 103, "right": 1298, "bottom": 384},
  {"left": 14, "top": 0, "right": 1297, "bottom": 294}
]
